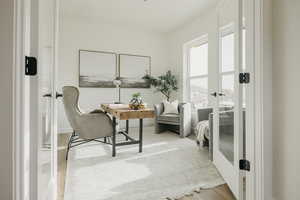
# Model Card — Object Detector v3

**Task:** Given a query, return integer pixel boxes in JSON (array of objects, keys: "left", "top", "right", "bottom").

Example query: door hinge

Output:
[
  {"left": 25, "top": 56, "right": 37, "bottom": 76},
  {"left": 239, "top": 73, "right": 250, "bottom": 84},
  {"left": 239, "top": 159, "right": 250, "bottom": 171}
]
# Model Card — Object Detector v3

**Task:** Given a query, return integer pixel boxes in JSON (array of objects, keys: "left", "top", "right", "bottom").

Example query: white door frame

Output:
[
  {"left": 12, "top": 0, "right": 269, "bottom": 200},
  {"left": 13, "top": 0, "right": 59, "bottom": 199},
  {"left": 252, "top": 0, "right": 270, "bottom": 199}
]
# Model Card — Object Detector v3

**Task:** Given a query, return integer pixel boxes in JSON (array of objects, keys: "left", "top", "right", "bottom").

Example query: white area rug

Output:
[{"left": 64, "top": 127, "right": 224, "bottom": 200}]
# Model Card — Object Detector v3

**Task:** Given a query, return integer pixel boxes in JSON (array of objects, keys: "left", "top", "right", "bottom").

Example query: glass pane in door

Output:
[
  {"left": 219, "top": 31, "right": 235, "bottom": 165},
  {"left": 220, "top": 74, "right": 234, "bottom": 106},
  {"left": 38, "top": 0, "right": 55, "bottom": 198},
  {"left": 221, "top": 34, "right": 234, "bottom": 73}
]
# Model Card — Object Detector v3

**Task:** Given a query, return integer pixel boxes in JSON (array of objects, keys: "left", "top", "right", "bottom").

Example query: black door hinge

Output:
[
  {"left": 25, "top": 56, "right": 37, "bottom": 76},
  {"left": 239, "top": 73, "right": 250, "bottom": 84},
  {"left": 239, "top": 159, "right": 250, "bottom": 171}
]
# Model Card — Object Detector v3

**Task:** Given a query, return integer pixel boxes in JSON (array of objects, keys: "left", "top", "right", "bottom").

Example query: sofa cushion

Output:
[{"left": 157, "top": 113, "right": 180, "bottom": 124}]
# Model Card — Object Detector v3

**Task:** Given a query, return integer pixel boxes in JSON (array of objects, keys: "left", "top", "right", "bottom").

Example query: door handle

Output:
[
  {"left": 56, "top": 92, "right": 63, "bottom": 99},
  {"left": 43, "top": 93, "right": 52, "bottom": 98},
  {"left": 210, "top": 92, "right": 226, "bottom": 97},
  {"left": 210, "top": 92, "right": 217, "bottom": 97}
]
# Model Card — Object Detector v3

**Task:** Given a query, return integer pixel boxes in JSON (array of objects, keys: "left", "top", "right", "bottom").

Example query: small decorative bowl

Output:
[{"left": 129, "top": 104, "right": 145, "bottom": 110}]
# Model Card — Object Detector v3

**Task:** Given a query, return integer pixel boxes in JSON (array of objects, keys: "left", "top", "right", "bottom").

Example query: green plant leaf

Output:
[{"left": 142, "top": 70, "right": 177, "bottom": 101}]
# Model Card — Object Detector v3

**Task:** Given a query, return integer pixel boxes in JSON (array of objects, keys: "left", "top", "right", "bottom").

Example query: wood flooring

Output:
[
  {"left": 57, "top": 133, "right": 235, "bottom": 200},
  {"left": 58, "top": 133, "right": 70, "bottom": 200}
]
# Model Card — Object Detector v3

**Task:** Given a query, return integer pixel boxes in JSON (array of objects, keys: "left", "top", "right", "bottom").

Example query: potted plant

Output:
[
  {"left": 143, "top": 70, "right": 178, "bottom": 101},
  {"left": 129, "top": 93, "right": 145, "bottom": 110}
]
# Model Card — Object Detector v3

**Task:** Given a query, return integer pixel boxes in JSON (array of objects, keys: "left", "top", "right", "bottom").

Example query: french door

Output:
[
  {"left": 27, "top": 0, "right": 60, "bottom": 199},
  {"left": 213, "top": 0, "right": 244, "bottom": 199}
]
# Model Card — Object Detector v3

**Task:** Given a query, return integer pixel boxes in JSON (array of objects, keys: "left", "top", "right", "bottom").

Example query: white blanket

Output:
[{"left": 195, "top": 120, "right": 209, "bottom": 146}]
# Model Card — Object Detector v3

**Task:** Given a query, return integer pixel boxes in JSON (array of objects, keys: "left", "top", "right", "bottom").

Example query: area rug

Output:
[{"left": 64, "top": 127, "right": 224, "bottom": 200}]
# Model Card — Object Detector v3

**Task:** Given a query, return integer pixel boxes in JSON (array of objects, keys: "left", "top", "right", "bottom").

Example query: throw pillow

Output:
[{"left": 163, "top": 100, "right": 179, "bottom": 114}]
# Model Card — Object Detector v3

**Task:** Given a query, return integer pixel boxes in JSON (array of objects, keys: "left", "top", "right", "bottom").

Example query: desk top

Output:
[{"left": 101, "top": 104, "right": 155, "bottom": 120}]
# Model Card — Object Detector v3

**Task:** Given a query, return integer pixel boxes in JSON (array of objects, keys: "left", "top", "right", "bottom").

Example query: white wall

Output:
[
  {"left": 272, "top": 0, "right": 300, "bottom": 199},
  {"left": 0, "top": 0, "right": 14, "bottom": 199},
  {"left": 58, "top": 16, "right": 169, "bottom": 132},
  {"left": 262, "top": 0, "right": 273, "bottom": 199}
]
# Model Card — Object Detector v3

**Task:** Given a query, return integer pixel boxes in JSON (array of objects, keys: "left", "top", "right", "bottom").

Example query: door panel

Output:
[{"left": 214, "top": 0, "right": 244, "bottom": 198}]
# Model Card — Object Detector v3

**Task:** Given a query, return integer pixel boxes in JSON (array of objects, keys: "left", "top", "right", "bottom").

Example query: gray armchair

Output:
[
  {"left": 62, "top": 86, "right": 114, "bottom": 160},
  {"left": 154, "top": 103, "right": 192, "bottom": 137}
]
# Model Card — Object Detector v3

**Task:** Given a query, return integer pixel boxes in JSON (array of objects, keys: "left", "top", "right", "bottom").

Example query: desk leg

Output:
[
  {"left": 112, "top": 117, "right": 116, "bottom": 157},
  {"left": 139, "top": 119, "right": 143, "bottom": 153},
  {"left": 126, "top": 120, "right": 129, "bottom": 141}
]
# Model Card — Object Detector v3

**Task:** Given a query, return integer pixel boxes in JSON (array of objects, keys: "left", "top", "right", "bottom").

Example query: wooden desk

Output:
[{"left": 101, "top": 104, "right": 155, "bottom": 157}]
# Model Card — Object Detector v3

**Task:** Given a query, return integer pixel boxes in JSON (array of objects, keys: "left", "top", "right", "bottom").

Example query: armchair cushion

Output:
[{"left": 157, "top": 113, "right": 180, "bottom": 124}]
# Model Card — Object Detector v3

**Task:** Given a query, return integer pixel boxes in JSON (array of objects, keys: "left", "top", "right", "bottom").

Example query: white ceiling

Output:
[{"left": 61, "top": 0, "right": 219, "bottom": 33}]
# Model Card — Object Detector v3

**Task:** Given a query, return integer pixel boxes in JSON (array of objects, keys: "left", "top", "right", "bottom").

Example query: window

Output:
[{"left": 186, "top": 37, "right": 209, "bottom": 108}]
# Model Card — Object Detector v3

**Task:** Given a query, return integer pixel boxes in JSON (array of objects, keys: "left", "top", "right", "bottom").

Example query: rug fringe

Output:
[{"left": 165, "top": 181, "right": 225, "bottom": 200}]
